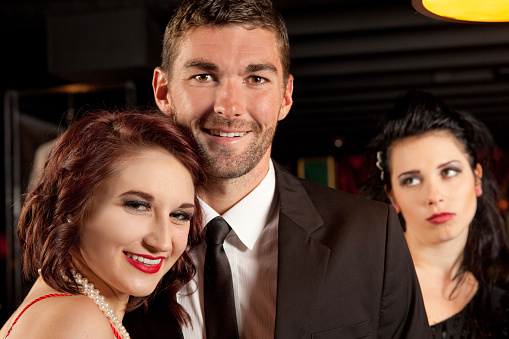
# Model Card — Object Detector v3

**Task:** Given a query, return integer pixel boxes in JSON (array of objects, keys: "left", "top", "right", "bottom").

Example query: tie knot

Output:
[{"left": 206, "top": 217, "right": 231, "bottom": 245}]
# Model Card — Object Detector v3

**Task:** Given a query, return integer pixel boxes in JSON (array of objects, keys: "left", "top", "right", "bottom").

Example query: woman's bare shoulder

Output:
[{"left": 4, "top": 294, "right": 114, "bottom": 339}]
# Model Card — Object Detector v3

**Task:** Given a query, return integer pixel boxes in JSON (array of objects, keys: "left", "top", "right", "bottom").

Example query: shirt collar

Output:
[{"left": 198, "top": 160, "right": 277, "bottom": 250}]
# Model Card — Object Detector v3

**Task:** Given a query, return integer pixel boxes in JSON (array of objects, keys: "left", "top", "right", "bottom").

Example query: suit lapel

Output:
[{"left": 273, "top": 162, "right": 331, "bottom": 337}]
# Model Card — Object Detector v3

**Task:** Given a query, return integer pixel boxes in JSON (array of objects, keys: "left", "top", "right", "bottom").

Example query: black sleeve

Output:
[{"left": 377, "top": 206, "right": 431, "bottom": 338}]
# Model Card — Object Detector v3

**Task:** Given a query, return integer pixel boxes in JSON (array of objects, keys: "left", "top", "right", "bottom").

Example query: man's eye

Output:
[
  {"left": 249, "top": 76, "right": 266, "bottom": 84},
  {"left": 194, "top": 74, "right": 212, "bottom": 81}
]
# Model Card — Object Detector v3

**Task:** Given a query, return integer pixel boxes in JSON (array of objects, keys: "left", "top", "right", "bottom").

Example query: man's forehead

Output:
[
  {"left": 176, "top": 26, "right": 282, "bottom": 68},
  {"left": 183, "top": 25, "right": 277, "bottom": 45}
]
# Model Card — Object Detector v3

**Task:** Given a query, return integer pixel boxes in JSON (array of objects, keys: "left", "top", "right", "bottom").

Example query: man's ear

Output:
[
  {"left": 153, "top": 67, "right": 173, "bottom": 115},
  {"left": 277, "top": 74, "right": 294, "bottom": 121}
]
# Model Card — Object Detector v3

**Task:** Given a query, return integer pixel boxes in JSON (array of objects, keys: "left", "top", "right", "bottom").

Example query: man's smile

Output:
[{"left": 208, "top": 129, "right": 248, "bottom": 137}]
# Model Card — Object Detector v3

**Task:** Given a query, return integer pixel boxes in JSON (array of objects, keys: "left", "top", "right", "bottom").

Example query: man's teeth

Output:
[
  {"left": 210, "top": 130, "right": 247, "bottom": 137},
  {"left": 126, "top": 253, "right": 161, "bottom": 266}
]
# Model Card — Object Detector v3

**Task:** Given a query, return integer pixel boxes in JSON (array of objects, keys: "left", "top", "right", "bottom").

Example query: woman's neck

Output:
[
  {"left": 404, "top": 231, "right": 479, "bottom": 325},
  {"left": 404, "top": 229, "right": 466, "bottom": 280},
  {"left": 72, "top": 257, "right": 129, "bottom": 321}
]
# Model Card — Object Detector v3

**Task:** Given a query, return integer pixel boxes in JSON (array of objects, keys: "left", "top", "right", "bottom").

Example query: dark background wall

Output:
[
  {"left": 2, "top": 0, "right": 509, "bottom": 156},
  {"left": 2, "top": 0, "right": 509, "bottom": 323}
]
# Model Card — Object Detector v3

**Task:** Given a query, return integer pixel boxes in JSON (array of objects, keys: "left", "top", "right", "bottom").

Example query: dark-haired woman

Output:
[
  {"left": 362, "top": 90, "right": 509, "bottom": 338},
  {"left": 0, "top": 110, "right": 205, "bottom": 339}
]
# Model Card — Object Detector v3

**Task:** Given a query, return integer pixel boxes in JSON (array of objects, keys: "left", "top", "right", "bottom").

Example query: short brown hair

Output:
[
  {"left": 161, "top": 0, "right": 291, "bottom": 83},
  {"left": 18, "top": 109, "right": 205, "bottom": 325}
]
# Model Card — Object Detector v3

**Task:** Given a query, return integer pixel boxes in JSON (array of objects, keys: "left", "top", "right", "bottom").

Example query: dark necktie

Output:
[{"left": 204, "top": 217, "right": 239, "bottom": 339}]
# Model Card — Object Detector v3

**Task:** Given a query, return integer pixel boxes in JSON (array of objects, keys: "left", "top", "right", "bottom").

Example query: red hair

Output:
[{"left": 18, "top": 109, "right": 205, "bottom": 325}]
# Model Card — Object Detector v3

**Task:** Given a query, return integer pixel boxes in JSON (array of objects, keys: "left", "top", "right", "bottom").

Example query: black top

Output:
[{"left": 430, "top": 284, "right": 509, "bottom": 338}]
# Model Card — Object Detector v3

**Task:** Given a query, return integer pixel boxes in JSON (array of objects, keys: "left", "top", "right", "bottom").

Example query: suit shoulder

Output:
[{"left": 299, "top": 177, "right": 389, "bottom": 213}]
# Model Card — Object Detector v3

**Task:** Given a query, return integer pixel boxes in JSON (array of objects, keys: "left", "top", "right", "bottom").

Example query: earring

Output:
[
  {"left": 393, "top": 204, "right": 400, "bottom": 213},
  {"left": 476, "top": 187, "right": 482, "bottom": 196}
]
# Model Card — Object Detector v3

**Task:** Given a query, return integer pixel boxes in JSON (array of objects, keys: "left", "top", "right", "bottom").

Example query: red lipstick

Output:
[
  {"left": 426, "top": 213, "right": 455, "bottom": 224},
  {"left": 124, "top": 252, "right": 164, "bottom": 274}
]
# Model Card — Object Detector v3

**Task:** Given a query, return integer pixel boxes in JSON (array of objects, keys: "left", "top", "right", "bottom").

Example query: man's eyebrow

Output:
[
  {"left": 184, "top": 60, "right": 218, "bottom": 72},
  {"left": 246, "top": 63, "right": 278, "bottom": 74}
]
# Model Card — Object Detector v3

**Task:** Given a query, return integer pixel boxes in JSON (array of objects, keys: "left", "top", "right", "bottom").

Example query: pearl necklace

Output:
[{"left": 71, "top": 270, "right": 131, "bottom": 339}]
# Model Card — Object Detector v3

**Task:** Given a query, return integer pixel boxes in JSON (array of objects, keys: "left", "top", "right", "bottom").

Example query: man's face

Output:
[{"left": 155, "top": 25, "right": 293, "bottom": 179}]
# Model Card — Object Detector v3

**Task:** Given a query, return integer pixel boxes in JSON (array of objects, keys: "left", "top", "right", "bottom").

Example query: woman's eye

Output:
[
  {"left": 442, "top": 168, "right": 460, "bottom": 178},
  {"left": 194, "top": 74, "right": 212, "bottom": 81},
  {"left": 401, "top": 177, "right": 420, "bottom": 187},
  {"left": 170, "top": 211, "right": 193, "bottom": 224},
  {"left": 124, "top": 201, "right": 150, "bottom": 212},
  {"left": 249, "top": 76, "right": 266, "bottom": 84}
]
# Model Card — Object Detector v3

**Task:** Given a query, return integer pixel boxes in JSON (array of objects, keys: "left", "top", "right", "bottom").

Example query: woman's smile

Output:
[{"left": 124, "top": 252, "right": 165, "bottom": 274}]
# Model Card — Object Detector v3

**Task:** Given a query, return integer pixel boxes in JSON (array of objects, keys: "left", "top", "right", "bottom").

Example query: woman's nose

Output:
[
  {"left": 427, "top": 181, "right": 444, "bottom": 205},
  {"left": 144, "top": 218, "right": 172, "bottom": 253}
]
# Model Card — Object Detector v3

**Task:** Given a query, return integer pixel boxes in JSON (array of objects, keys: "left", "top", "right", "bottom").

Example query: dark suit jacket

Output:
[{"left": 124, "top": 162, "right": 430, "bottom": 338}]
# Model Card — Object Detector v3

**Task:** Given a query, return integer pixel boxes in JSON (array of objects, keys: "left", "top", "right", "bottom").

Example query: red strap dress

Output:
[{"left": 5, "top": 294, "right": 122, "bottom": 339}]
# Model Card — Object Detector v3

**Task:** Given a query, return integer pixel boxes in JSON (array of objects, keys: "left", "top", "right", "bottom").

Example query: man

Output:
[{"left": 124, "top": 0, "right": 430, "bottom": 338}]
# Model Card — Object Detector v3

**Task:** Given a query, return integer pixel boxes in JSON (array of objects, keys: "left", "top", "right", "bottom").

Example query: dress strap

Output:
[
  {"left": 109, "top": 321, "right": 122, "bottom": 339},
  {"left": 5, "top": 293, "right": 73, "bottom": 338}
]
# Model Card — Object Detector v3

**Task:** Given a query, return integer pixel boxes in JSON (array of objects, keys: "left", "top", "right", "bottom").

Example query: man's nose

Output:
[{"left": 214, "top": 79, "right": 245, "bottom": 118}]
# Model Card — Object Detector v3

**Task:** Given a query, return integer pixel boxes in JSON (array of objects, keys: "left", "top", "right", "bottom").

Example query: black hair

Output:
[{"left": 361, "top": 90, "right": 509, "bottom": 286}]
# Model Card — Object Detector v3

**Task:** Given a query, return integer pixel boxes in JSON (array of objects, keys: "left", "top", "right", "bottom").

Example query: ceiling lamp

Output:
[{"left": 412, "top": 0, "right": 509, "bottom": 23}]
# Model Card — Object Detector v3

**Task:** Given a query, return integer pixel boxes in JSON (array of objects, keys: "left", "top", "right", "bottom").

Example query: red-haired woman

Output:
[{"left": 0, "top": 110, "right": 205, "bottom": 339}]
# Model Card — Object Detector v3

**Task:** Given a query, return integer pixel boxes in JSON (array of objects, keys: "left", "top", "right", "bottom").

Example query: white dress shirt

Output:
[{"left": 177, "top": 160, "right": 279, "bottom": 339}]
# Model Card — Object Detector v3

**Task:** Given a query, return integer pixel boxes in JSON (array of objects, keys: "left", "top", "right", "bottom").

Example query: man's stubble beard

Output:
[
  {"left": 196, "top": 123, "right": 276, "bottom": 180},
  {"left": 172, "top": 109, "right": 277, "bottom": 180}
]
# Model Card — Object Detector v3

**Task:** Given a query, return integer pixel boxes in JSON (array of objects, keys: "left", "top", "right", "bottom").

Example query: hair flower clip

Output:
[{"left": 376, "top": 151, "right": 385, "bottom": 181}]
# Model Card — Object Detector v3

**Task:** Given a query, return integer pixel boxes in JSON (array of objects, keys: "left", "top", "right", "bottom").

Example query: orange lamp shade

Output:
[{"left": 412, "top": 0, "right": 509, "bottom": 23}]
